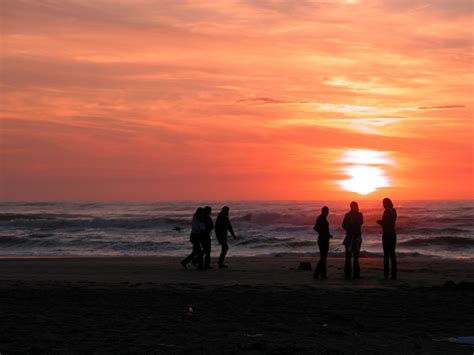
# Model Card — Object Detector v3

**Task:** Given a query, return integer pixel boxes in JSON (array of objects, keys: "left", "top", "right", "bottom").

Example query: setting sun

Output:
[
  {"left": 338, "top": 165, "right": 391, "bottom": 195},
  {"left": 337, "top": 150, "right": 393, "bottom": 195}
]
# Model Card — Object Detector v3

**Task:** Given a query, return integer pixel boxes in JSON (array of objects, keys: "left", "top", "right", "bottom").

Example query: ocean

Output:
[{"left": 0, "top": 200, "right": 473, "bottom": 260}]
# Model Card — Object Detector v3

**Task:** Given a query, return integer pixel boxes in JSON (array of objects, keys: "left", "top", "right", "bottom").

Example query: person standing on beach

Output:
[
  {"left": 215, "top": 206, "right": 237, "bottom": 268},
  {"left": 377, "top": 198, "right": 397, "bottom": 280},
  {"left": 201, "top": 206, "right": 214, "bottom": 269},
  {"left": 342, "top": 201, "right": 364, "bottom": 279},
  {"left": 181, "top": 208, "right": 205, "bottom": 270},
  {"left": 313, "top": 206, "right": 333, "bottom": 279}
]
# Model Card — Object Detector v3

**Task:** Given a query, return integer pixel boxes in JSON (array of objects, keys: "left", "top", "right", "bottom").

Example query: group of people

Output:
[
  {"left": 181, "top": 206, "right": 237, "bottom": 270},
  {"left": 180, "top": 198, "right": 398, "bottom": 280},
  {"left": 313, "top": 198, "right": 397, "bottom": 280}
]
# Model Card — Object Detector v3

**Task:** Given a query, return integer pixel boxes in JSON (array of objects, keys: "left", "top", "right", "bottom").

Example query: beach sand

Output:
[{"left": 0, "top": 256, "right": 473, "bottom": 354}]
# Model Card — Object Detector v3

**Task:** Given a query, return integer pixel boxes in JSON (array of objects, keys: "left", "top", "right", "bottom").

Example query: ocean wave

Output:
[
  {"left": 0, "top": 236, "right": 30, "bottom": 245},
  {"left": 27, "top": 233, "right": 55, "bottom": 238},
  {"left": 0, "top": 215, "right": 190, "bottom": 230},
  {"left": 399, "top": 236, "right": 474, "bottom": 248},
  {"left": 234, "top": 235, "right": 296, "bottom": 246},
  {"left": 234, "top": 212, "right": 314, "bottom": 226},
  {"left": 405, "top": 227, "right": 473, "bottom": 235},
  {"left": 0, "top": 235, "right": 177, "bottom": 251},
  {"left": 0, "top": 213, "right": 91, "bottom": 221},
  {"left": 256, "top": 250, "right": 426, "bottom": 258}
]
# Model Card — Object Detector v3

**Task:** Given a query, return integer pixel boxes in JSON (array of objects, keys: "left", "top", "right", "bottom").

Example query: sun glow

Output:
[{"left": 337, "top": 150, "right": 394, "bottom": 195}]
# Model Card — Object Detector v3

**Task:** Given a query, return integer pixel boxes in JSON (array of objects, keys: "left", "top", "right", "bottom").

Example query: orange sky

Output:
[{"left": 1, "top": 0, "right": 473, "bottom": 200}]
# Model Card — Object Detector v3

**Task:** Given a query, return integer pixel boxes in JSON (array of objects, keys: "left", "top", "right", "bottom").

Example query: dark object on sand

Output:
[
  {"left": 298, "top": 262, "right": 312, "bottom": 271},
  {"left": 443, "top": 280, "right": 457, "bottom": 289},
  {"left": 443, "top": 281, "right": 474, "bottom": 290},
  {"left": 173, "top": 226, "right": 182, "bottom": 232}
]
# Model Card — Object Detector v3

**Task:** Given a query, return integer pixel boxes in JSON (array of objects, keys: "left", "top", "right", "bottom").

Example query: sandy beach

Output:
[{"left": 0, "top": 256, "right": 473, "bottom": 354}]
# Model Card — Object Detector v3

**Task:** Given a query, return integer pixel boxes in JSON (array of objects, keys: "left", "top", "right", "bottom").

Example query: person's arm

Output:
[
  {"left": 360, "top": 213, "right": 364, "bottom": 226},
  {"left": 378, "top": 210, "right": 387, "bottom": 226},
  {"left": 226, "top": 218, "right": 236, "bottom": 238},
  {"left": 342, "top": 214, "right": 348, "bottom": 231},
  {"left": 377, "top": 212, "right": 384, "bottom": 226},
  {"left": 313, "top": 218, "right": 320, "bottom": 233}
]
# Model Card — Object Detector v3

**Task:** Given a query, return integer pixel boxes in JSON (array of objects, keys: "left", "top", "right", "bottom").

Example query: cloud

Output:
[
  {"left": 236, "top": 97, "right": 288, "bottom": 105},
  {"left": 418, "top": 105, "right": 466, "bottom": 110}
]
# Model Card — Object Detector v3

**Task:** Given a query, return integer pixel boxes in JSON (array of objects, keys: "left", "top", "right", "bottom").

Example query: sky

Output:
[{"left": 1, "top": 0, "right": 473, "bottom": 200}]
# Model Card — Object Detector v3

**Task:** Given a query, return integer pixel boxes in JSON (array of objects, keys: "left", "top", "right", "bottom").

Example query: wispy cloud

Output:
[{"left": 418, "top": 105, "right": 466, "bottom": 110}]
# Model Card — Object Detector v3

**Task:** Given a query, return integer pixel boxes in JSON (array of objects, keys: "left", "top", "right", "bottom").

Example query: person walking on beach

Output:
[
  {"left": 377, "top": 198, "right": 397, "bottom": 280},
  {"left": 342, "top": 201, "right": 364, "bottom": 279},
  {"left": 201, "top": 206, "right": 214, "bottom": 269},
  {"left": 313, "top": 206, "right": 333, "bottom": 279},
  {"left": 215, "top": 206, "right": 237, "bottom": 268},
  {"left": 181, "top": 207, "right": 205, "bottom": 270}
]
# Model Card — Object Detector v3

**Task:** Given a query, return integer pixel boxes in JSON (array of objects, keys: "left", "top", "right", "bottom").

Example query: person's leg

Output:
[
  {"left": 353, "top": 250, "right": 360, "bottom": 278},
  {"left": 218, "top": 241, "right": 229, "bottom": 267},
  {"left": 390, "top": 244, "right": 397, "bottom": 279},
  {"left": 320, "top": 242, "right": 329, "bottom": 278},
  {"left": 191, "top": 239, "right": 203, "bottom": 269},
  {"left": 344, "top": 251, "right": 352, "bottom": 278},
  {"left": 182, "top": 242, "right": 198, "bottom": 267},
  {"left": 383, "top": 242, "right": 390, "bottom": 279},
  {"left": 206, "top": 238, "right": 211, "bottom": 268},
  {"left": 196, "top": 245, "right": 203, "bottom": 270},
  {"left": 202, "top": 237, "right": 211, "bottom": 268},
  {"left": 191, "top": 236, "right": 204, "bottom": 268},
  {"left": 314, "top": 242, "right": 323, "bottom": 279}
]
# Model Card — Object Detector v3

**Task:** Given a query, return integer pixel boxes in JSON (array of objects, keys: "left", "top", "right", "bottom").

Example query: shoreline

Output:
[
  {"left": 0, "top": 253, "right": 472, "bottom": 260},
  {"left": 0, "top": 256, "right": 473, "bottom": 288}
]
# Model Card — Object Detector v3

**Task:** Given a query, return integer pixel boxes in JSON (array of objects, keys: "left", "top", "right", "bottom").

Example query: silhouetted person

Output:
[
  {"left": 201, "top": 206, "right": 214, "bottom": 269},
  {"left": 313, "top": 206, "right": 333, "bottom": 279},
  {"left": 181, "top": 208, "right": 204, "bottom": 270},
  {"left": 377, "top": 198, "right": 397, "bottom": 280},
  {"left": 342, "top": 201, "right": 364, "bottom": 279},
  {"left": 215, "top": 206, "right": 236, "bottom": 268}
]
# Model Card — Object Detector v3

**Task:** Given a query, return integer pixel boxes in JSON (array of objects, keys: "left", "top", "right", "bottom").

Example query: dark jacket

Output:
[
  {"left": 215, "top": 213, "right": 234, "bottom": 243},
  {"left": 380, "top": 208, "right": 397, "bottom": 243},
  {"left": 202, "top": 215, "right": 214, "bottom": 239},
  {"left": 342, "top": 211, "right": 364, "bottom": 250},
  {"left": 313, "top": 215, "right": 330, "bottom": 243}
]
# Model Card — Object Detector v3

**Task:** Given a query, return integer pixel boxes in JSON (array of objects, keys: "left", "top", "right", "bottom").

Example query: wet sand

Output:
[{"left": 0, "top": 256, "right": 473, "bottom": 354}]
